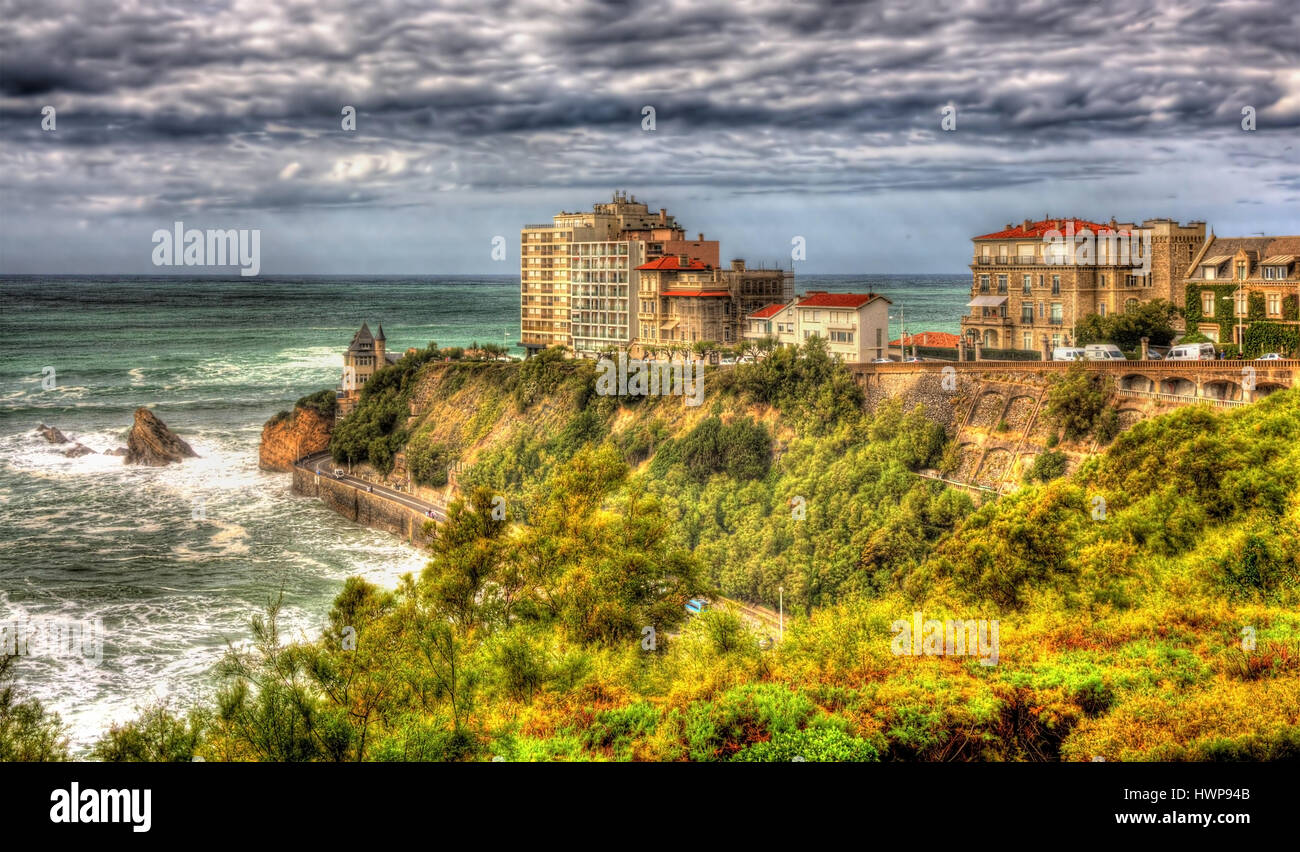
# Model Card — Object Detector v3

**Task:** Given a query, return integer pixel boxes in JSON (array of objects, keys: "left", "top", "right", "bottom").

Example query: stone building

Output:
[
  {"left": 959, "top": 217, "right": 1205, "bottom": 353},
  {"left": 1182, "top": 233, "right": 1300, "bottom": 346},
  {"left": 338, "top": 322, "right": 398, "bottom": 417},
  {"left": 634, "top": 256, "right": 793, "bottom": 353}
]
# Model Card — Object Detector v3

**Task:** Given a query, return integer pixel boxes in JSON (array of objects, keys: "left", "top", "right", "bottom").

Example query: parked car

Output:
[
  {"left": 901, "top": 356, "right": 924, "bottom": 363},
  {"left": 1052, "top": 347, "right": 1087, "bottom": 361},
  {"left": 1166, "top": 342, "right": 1217, "bottom": 361},
  {"left": 870, "top": 357, "right": 893, "bottom": 364},
  {"left": 1083, "top": 344, "right": 1126, "bottom": 361},
  {"left": 1256, "top": 352, "right": 1285, "bottom": 361},
  {"left": 333, "top": 469, "right": 345, "bottom": 478}
]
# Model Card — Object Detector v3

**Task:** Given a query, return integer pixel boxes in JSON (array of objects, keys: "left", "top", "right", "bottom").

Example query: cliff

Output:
[{"left": 260, "top": 403, "right": 334, "bottom": 471}]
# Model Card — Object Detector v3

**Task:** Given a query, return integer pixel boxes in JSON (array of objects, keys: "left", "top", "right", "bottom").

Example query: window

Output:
[
  {"left": 1021, "top": 305, "right": 1034, "bottom": 323},
  {"left": 1235, "top": 291, "right": 1248, "bottom": 316},
  {"left": 1052, "top": 334, "right": 1061, "bottom": 348},
  {"left": 997, "top": 275, "right": 1007, "bottom": 293},
  {"left": 1099, "top": 274, "right": 1107, "bottom": 288},
  {"left": 1099, "top": 303, "right": 1107, "bottom": 317},
  {"left": 1236, "top": 261, "right": 1247, "bottom": 280},
  {"left": 1022, "top": 275, "right": 1032, "bottom": 294},
  {"left": 1051, "top": 275, "right": 1060, "bottom": 295},
  {"left": 1023, "top": 332, "right": 1033, "bottom": 349},
  {"left": 1125, "top": 298, "right": 1139, "bottom": 312},
  {"left": 1037, "top": 274, "right": 1044, "bottom": 288},
  {"left": 1037, "top": 301, "right": 1044, "bottom": 319},
  {"left": 1202, "top": 292, "right": 1214, "bottom": 315},
  {"left": 1050, "top": 303, "right": 1063, "bottom": 322},
  {"left": 979, "top": 275, "right": 990, "bottom": 292},
  {"left": 1264, "top": 265, "right": 1286, "bottom": 280},
  {"left": 830, "top": 330, "right": 854, "bottom": 344},
  {"left": 1268, "top": 293, "right": 1281, "bottom": 316},
  {"left": 1204, "top": 265, "right": 1217, "bottom": 280},
  {"left": 876, "top": 328, "right": 882, "bottom": 347}
]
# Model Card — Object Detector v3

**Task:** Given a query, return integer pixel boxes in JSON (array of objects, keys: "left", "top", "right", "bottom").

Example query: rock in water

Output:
[
  {"left": 105, "top": 448, "right": 128, "bottom": 457},
  {"left": 124, "top": 408, "right": 199, "bottom": 466},
  {"left": 63, "top": 443, "right": 96, "bottom": 458},
  {"left": 36, "top": 423, "right": 69, "bottom": 444}
]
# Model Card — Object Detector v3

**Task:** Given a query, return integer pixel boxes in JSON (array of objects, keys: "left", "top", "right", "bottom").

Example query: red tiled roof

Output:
[
  {"left": 975, "top": 218, "right": 1111, "bottom": 240},
  {"left": 637, "top": 256, "right": 710, "bottom": 270},
  {"left": 660, "top": 290, "right": 730, "bottom": 297},
  {"left": 891, "top": 331, "right": 961, "bottom": 347},
  {"left": 748, "top": 303, "right": 789, "bottom": 319},
  {"left": 796, "top": 292, "right": 886, "bottom": 308}
]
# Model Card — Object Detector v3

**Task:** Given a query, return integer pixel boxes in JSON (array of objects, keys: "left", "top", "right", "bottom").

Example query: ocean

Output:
[{"left": 0, "top": 273, "right": 966, "bottom": 749}]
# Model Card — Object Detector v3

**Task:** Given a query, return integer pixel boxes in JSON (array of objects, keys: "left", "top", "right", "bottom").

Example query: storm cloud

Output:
[{"left": 1, "top": 0, "right": 1297, "bottom": 273}]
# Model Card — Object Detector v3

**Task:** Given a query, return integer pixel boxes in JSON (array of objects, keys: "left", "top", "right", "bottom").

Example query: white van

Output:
[
  {"left": 1166, "top": 342, "right": 1216, "bottom": 361},
  {"left": 1083, "top": 344, "right": 1126, "bottom": 361},
  {"left": 1052, "top": 347, "right": 1087, "bottom": 361}
]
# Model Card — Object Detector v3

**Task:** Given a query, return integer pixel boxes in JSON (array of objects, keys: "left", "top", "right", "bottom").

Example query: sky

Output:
[{"left": 0, "top": 0, "right": 1297, "bottom": 275}]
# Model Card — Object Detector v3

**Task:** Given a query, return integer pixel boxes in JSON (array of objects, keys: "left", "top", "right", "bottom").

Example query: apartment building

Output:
[
  {"left": 743, "top": 291, "right": 891, "bottom": 363},
  {"left": 569, "top": 239, "right": 647, "bottom": 355},
  {"left": 743, "top": 301, "right": 798, "bottom": 346},
  {"left": 959, "top": 217, "right": 1205, "bottom": 352},
  {"left": 1183, "top": 234, "right": 1300, "bottom": 344},
  {"left": 520, "top": 192, "right": 724, "bottom": 357}
]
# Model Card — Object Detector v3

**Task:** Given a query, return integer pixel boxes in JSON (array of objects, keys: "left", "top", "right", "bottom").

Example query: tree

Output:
[
  {"left": 1075, "top": 299, "right": 1179, "bottom": 351},
  {"left": 1046, "top": 364, "right": 1110, "bottom": 441},
  {"left": 91, "top": 701, "right": 206, "bottom": 762},
  {"left": 214, "top": 595, "right": 355, "bottom": 761},
  {"left": 0, "top": 654, "right": 68, "bottom": 761},
  {"left": 407, "top": 434, "right": 454, "bottom": 486}
]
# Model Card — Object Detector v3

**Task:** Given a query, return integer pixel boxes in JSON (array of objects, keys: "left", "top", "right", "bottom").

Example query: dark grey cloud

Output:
[{"left": 0, "top": 0, "right": 1297, "bottom": 274}]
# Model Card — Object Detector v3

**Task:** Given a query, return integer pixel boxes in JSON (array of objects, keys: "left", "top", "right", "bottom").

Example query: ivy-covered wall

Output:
[{"left": 1184, "top": 283, "right": 1300, "bottom": 356}]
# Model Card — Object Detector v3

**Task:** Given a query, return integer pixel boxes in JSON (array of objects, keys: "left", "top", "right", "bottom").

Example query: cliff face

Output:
[{"left": 259, "top": 405, "right": 334, "bottom": 471}]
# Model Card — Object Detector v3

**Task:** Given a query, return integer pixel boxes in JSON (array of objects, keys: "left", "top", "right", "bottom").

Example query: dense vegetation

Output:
[
  {"left": 1074, "top": 298, "right": 1179, "bottom": 353},
  {"left": 7, "top": 341, "right": 1300, "bottom": 762}
]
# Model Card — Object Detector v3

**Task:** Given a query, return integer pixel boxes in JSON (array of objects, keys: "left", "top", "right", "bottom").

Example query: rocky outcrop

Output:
[
  {"left": 36, "top": 423, "right": 99, "bottom": 457},
  {"left": 124, "top": 408, "right": 198, "bottom": 466},
  {"left": 36, "top": 424, "right": 69, "bottom": 444},
  {"left": 259, "top": 404, "right": 334, "bottom": 471}
]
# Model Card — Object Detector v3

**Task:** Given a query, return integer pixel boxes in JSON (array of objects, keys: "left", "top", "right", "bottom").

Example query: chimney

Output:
[
  {"left": 1023, "top": 218, "right": 1031, "bottom": 230},
  {"left": 659, "top": 208, "right": 667, "bottom": 224},
  {"left": 697, "top": 233, "right": 703, "bottom": 241},
  {"left": 731, "top": 258, "right": 745, "bottom": 271}
]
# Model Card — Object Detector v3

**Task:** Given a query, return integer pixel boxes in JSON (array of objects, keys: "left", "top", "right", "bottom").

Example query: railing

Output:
[{"left": 1116, "top": 388, "right": 1249, "bottom": 407}]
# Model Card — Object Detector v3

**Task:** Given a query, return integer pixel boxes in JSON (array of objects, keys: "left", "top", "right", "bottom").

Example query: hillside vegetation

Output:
[{"left": 8, "top": 341, "right": 1300, "bottom": 762}]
